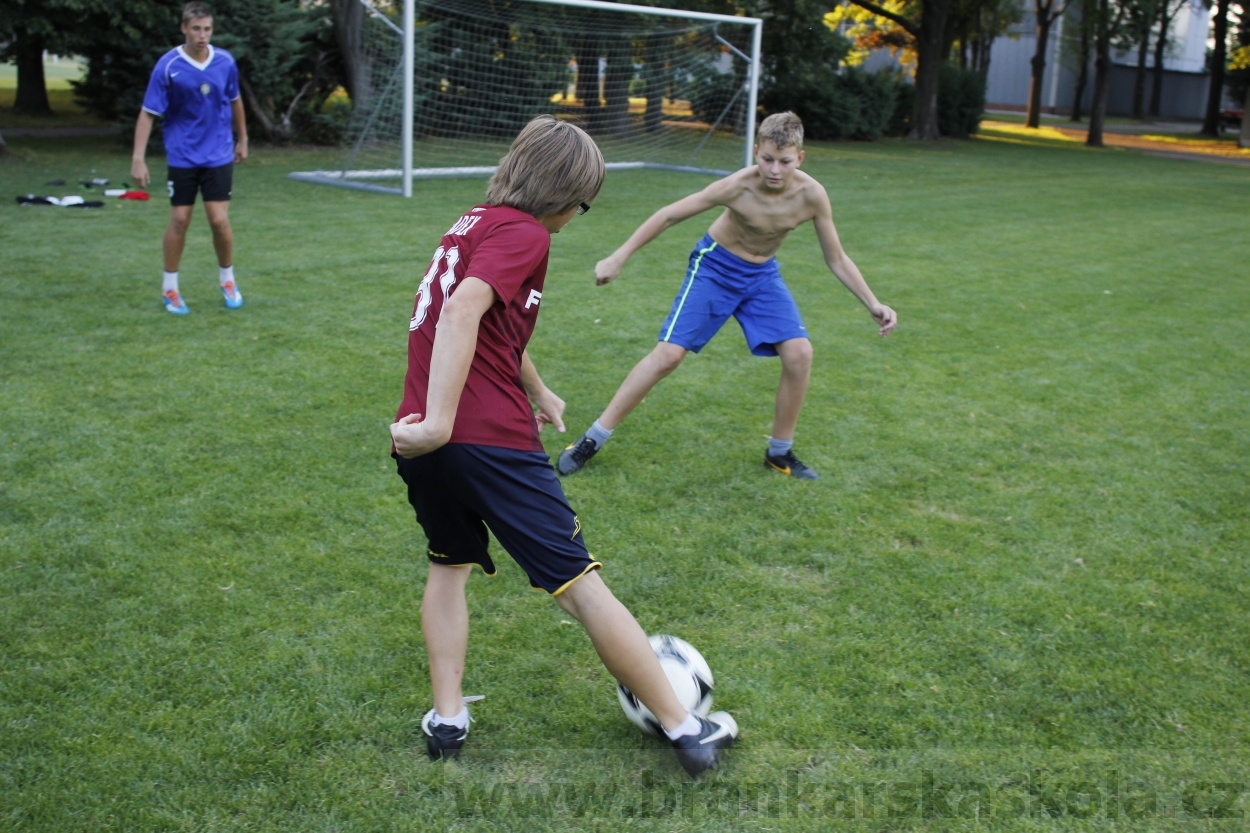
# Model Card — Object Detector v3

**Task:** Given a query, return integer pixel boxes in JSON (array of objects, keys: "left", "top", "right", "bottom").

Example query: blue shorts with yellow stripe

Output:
[
  {"left": 394, "top": 444, "right": 601, "bottom": 595},
  {"left": 658, "top": 233, "right": 808, "bottom": 357}
]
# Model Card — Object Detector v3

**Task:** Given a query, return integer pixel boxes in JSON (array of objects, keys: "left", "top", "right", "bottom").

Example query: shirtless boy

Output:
[{"left": 558, "top": 111, "right": 897, "bottom": 480}]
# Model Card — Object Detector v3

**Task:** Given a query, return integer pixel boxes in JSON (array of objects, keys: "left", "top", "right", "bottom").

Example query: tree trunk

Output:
[
  {"left": 239, "top": 74, "right": 290, "bottom": 142},
  {"left": 1149, "top": 1, "right": 1170, "bottom": 117},
  {"left": 1240, "top": 83, "right": 1250, "bottom": 149},
  {"left": 1026, "top": 0, "right": 1056, "bottom": 129},
  {"left": 1071, "top": 5, "right": 1091, "bottom": 122},
  {"left": 330, "top": 0, "right": 369, "bottom": 109},
  {"left": 602, "top": 41, "right": 632, "bottom": 137},
  {"left": 13, "top": 29, "right": 52, "bottom": 115},
  {"left": 1086, "top": 0, "right": 1112, "bottom": 146},
  {"left": 642, "top": 37, "right": 664, "bottom": 134},
  {"left": 1200, "top": 0, "right": 1229, "bottom": 136},
  {"left": 910, "top": 0, "right": 953, "bottom": 140},
  {"left": 1131, "top": 25, "right": 1149, "bottom": 120}
]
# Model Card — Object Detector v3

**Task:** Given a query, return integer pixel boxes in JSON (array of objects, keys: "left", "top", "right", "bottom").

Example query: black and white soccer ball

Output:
[{"left": 617, "top": 634, "right": 714, "bottom": 736}]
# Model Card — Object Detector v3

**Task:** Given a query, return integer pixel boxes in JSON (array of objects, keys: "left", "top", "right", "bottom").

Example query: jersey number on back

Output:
[{"left": 409, "top": 245, "right": 460, "bottom": 332}]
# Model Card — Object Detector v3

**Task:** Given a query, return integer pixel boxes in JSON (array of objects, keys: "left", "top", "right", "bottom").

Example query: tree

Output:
[
  {"left": 1124, "top": 0, "right": 1157, "bottom": 119},
  {"left": 329, "top": 0, "right": 369, "bottom": 108},
  {"left": 841, "top": 0, "right": 955, "bottom": 139},
  {"left": 756, "top": 0, "right": 855, "bottom": 134},
  {"left": 1085, "top": 0, "right": 1127, "bottom": 145},
  {"left": 954, "top": 0, "right": 1021, "bottom": 73},
  {"left": 0, "top": 0, "right": 89, "bottom": 114},
  {"left": 1067, "top": 0, "right": 1093, "bottom": 121},
  {"left": 1201, "top": 0, "right": 1231, "bottom": 135},
  {"left": 1148, "top": 0, "right": 1187, "bottom": 116},
  {"left": 1026, "top": 0, "right": 1068, "bottom": 127},
  {"left": 211, "top": 0, "right": 332, "bottom": 142}
]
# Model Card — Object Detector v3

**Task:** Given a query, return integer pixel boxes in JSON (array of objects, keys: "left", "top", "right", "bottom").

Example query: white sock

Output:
[
  {"left": 432, "top": 705, "right": 469, "bottom": 729},
  {"left": 586, "top": 419, "right": 614, "bottom": 449},
  {"left": 663, "top": 711, "right": 701, "bottom": 740},
  {"left": 162, "top": 271, "right": 179, "bottom": 295},
  {"left": 219, "top": 265, "right": 235, "bottom": 287}
]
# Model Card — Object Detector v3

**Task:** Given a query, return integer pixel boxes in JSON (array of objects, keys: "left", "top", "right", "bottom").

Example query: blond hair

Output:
[
  {"left": 757, "top": 111, "right": 804, "bottom": 151},
  {"left": 182, "top": 2, "right": 212, "bottom": 23},
  {"left": 486, "top": 115, "right": 604, "bottom": 218}
]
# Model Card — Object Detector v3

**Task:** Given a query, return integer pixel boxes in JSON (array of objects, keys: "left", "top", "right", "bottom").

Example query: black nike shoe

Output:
[
  {"left": 557, "top": 435, "right": 600, "bottom": 476},
  {"left": 670, "top": 711, "right": 738, "bottom": 778},
  {"left": 421, "top": 708, "right": 469, "bottom": 760},
  {"left": 764, "top": 449, "right": 819, "bottom": 480}
]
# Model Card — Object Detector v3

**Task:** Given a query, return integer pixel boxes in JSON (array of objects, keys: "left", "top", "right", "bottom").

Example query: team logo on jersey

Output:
[{"left": 200, "top": 83, "right": 211, "bottom": 95}]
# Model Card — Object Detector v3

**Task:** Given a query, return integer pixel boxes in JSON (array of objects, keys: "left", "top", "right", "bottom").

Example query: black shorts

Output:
[
  {"left": 394, "top": 444, "right": 601, "bottom": 595},
  {"left": 167, "top": 163, "right": 233, "bottom": 206}
]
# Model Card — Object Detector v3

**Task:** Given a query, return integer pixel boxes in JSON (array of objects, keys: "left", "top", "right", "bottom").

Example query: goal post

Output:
[{"left": 290, "top": 0, "right": 763, "bottom": 197}]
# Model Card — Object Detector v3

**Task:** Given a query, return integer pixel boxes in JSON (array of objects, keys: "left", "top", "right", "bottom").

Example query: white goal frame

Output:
[{"left": 291, "top": 0, "right": 763, "bottom": 197}]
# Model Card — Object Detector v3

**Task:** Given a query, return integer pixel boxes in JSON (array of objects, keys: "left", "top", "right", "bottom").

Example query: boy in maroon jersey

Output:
[{"left": 389, "top": 116, "right": 737, "bottom": 777}]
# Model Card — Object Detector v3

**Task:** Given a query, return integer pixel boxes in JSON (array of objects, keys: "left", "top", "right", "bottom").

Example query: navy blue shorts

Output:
[
  {"left": 394, "top": 444, "right": 601, "bottom": 595},
  {"left": 659, "top": 233, "right": 808, "bottom": 357},
  {"left": 167, "top": 163, "right": 233, "bottom": 206}
]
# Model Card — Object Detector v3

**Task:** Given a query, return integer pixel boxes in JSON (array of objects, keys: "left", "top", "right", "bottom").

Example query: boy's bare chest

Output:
[{"left": 724, "top": 195, "right": 810, "bottom": 239}]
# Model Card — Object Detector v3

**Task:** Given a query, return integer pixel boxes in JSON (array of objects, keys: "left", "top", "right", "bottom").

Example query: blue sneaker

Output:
[
  {"left": 221, "top": 281, "right": 244, "bottom": 309},
  {"left": 163, "top": 289, "right": 189, "bottom": 315}
]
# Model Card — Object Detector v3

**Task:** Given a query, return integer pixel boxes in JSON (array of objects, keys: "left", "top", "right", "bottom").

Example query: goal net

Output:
[{"left": 290, "top": 0, "right": 761, "bottom": 196}]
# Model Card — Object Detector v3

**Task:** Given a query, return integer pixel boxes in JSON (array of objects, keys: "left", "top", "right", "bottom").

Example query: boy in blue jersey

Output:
[
  {"left": 558, "top": 112, "right": 897, "bottom": 481},
  {"left": 131, "top": 2, "right": 248, "bottom": 315}
]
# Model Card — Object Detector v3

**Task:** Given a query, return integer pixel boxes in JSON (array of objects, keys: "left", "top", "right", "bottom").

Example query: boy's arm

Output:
[
  {"left": 594, "top": 179, "right": 736, "bottom": 286},
  {"left": 521, "top": 349, "right": 566, "bottom": 434},
  {"left": 231, "top": 98, "right": 249, "bottom": 163},
  {"left": 131, "top": 110, "right": 155, "bottom": 189},
  {"left": 390, "top": 277, "right": 496, "bottom": 457},
  {"left": 811, "top": 190, "right": 897, "bottom": 336}
]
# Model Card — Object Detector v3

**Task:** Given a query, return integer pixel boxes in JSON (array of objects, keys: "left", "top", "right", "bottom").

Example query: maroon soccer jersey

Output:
[{"left": 397, "top": 205, "right": 551, "bottom": 451}]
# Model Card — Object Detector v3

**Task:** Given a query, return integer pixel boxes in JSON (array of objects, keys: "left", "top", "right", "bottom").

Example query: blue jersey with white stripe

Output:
[{"left": 141, "top": 45, "right": 239, "bottom": 168}]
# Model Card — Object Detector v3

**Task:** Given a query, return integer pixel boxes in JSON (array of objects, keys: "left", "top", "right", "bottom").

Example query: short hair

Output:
[
  {"left": 486, "top": 115, "right": 604, "bottom": 218},
  {"left": 757, "top": 112, "right": 804, "bottom": 151},
  {"left": 182, "top": 2, "right": 212, "bottom": 23}
]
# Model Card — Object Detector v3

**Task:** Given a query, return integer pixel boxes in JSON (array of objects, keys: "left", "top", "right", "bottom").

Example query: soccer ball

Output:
[{"left": 617, "top": 634, "right": 714, "bottom": 736}]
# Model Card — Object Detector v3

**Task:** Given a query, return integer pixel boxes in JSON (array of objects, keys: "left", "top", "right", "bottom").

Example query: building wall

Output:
[{"left": 983, "top": 0, "right": 1211, "bottom": 119}]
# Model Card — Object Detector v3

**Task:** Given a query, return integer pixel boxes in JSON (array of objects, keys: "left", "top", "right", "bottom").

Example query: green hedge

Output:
[{"left": 775, "top": 63, "right": 986, "bottom": 141}]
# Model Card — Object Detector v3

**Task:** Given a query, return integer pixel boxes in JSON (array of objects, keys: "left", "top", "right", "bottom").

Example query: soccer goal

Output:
[{"left": 290, "top": 0, "right": 762, "bottom": 196}]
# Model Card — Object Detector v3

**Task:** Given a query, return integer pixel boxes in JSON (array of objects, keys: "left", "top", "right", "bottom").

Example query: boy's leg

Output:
[
  {"left": 555, "top": 571, "right": 687, "bottom": 731},
  {"left": 161, "top": 205, "right": 194, "bottom": 313},
  {"left": 771, "top": 337, "right": 813, "bottom": 441},
  {"left": 558, "top": 342, "right": 688, "bottom": 476},
  {"left": 422, "top": 562, "right": 473, "bottom": 719},
  {"left": 163, "top": 205, "right": 194, "bottom": 273},
  {"left": 600, "top": 341, "right": 689, "bottom": 429},
  {"left": 765, "top": 337, "right": 819, "bottom": 479},
  {"left": 204, "top": 201, "right": 234, "bottom": 269},
  {"left": 205, "top": 200, "right": 243, "bottom": 308}
]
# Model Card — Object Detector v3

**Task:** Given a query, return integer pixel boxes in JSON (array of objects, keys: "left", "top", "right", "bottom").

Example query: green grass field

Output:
[{"left": 1, "top": 131, "right": 1248, "bottom": 832}]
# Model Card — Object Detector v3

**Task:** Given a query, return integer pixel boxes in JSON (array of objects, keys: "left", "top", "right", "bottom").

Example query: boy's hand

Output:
[
  {"left": 131, "top": 159, "right": 150, "bottom": 189},
  {"left": 870, "top": 303, "right": 898, "bottom": 336},
  {"left": 594, "top": 256, "right": 623, "bottom": 286},
  {"left": 390, "top": 413, "right": 449, "bottom": 458},
  {"left": 530, "top": 387, "right": 567, "bottom": 434}
]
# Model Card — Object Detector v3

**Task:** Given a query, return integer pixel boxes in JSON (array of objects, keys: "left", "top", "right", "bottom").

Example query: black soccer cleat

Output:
[
  {"left": 764, "top": 449, "right": 819, "bottom": 480},
  {"left": 557, "top": 435, "right": 600, "bottom": 476},
  {"left": 670, "top": 711, "right": 738, "bottom": 778},
  {"left": 421, "top": 708, "right": 469, "bottom": 760}
]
